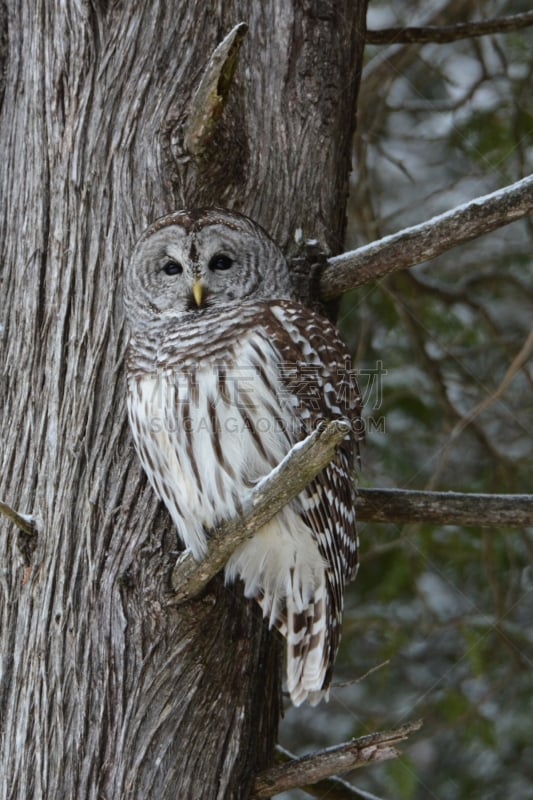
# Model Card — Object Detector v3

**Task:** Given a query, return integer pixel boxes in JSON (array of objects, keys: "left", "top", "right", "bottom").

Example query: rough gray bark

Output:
[{"left": 0, "top": 2, "right": 367, "bottom": 799}]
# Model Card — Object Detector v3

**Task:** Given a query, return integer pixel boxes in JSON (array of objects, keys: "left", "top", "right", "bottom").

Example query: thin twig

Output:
[
  {"left": 429, "top": 330, "right": 533, "bottom": 487},
  {"left": 366, "top": 12, "right": 533, "bottom": 45},
  {"left": 282, "top": 660, "right": 391, "bottom": 707},
  {"left": 356, "top": 488, "right": 533, "bottom": 528},
  {"left": 450, "top": 330, "right": 533, "bottom": 440},
  {"left": 170, "top": 421, "right": 351, "bottom": 602},
  {"left": 332, "top": 660, "right": 391, "bottom": 690},
  {"left": 321, "top": 174, "right": 533, "bottom": 299},
  {"left": 253, "top": 720, "right": 423, "bottom": 798}
]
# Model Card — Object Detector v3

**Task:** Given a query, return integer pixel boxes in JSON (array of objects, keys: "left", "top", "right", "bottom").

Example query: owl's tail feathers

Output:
[
  {"left": 224, "top": 516, "right": 337, "bottom": 705},
  {"left": 279, "top": 573, "right": 332, "bottom": 707}
]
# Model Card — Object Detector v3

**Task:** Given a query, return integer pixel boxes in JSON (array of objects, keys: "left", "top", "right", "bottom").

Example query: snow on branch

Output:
[
  {"left": 0, "top": 500, "right": 37, "bottom": 566},
  {"left": 321, "top": 174, "right": 533, "bottom": 300},
  {"left": 170, "top": 420, "right": 351, "bottom": 602},
  {"left": 0, "top": 500, "right": 36, "bottom": 535},
  {"left": 252, "top": 720, "right": 423, "bottom": 798},
  {"left": 366, "top": 11, "right": 533, "bottom": 45}
]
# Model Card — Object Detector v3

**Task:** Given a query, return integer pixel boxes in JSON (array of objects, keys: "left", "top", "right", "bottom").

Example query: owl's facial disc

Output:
[
  {"left": 125, "top": 210, "right": 293, "bottom": 332},
  {"left": 136, "top": 225, "right": 264, "bottom": 316}
]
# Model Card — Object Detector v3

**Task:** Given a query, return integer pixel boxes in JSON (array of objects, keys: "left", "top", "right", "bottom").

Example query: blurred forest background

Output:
[{"left": 280, "top": 1, "right": 533, "bottom": 798}]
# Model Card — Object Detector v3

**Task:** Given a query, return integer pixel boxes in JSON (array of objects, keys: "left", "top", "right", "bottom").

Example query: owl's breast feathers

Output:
[
  {"left": 126, "top": 298, "right": 362, "bottom": 704},
  {"left": 127, "top": 298, "right": 361, "bottom": 468},
  {"left": 127, "top": 299, "right": 361, "bottom": 424}
]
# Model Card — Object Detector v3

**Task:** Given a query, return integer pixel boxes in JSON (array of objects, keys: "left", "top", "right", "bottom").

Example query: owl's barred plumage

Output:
[{"left": 124, "top": 209, "right": 362, "bottom": 705}]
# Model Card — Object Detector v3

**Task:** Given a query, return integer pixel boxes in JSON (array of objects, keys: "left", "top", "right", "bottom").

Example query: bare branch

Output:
[
  {"left": 271, "top": 746, "right": 387, "bottom": 800},
  {"left": 356, "top": 489, "right": 533, "bottom": 528},
  {"left": 253, "top": 720, "right": 423, "bottom": 798},
  {"left": 170, "top": 421, "right": 351, "bottom": 602},
  {"left": 0, "top": 500, "right": 36, "bottom": 535},
  {"left": 170, "top": 480, "right": 532, "bottom": 605},
  {"left": 182, "top": 22, "right": 248, "bottom": 157},
  {"left": 321, "top": 175, "right": 533, "bottom": 299},
  {"left": 366, "top": 12, "right": 533, "bottom": 45}
]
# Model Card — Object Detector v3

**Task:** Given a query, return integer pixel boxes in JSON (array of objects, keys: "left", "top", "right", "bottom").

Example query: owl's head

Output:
[{"left": 123, "top": 208, "right": 293, "bottom": 331}]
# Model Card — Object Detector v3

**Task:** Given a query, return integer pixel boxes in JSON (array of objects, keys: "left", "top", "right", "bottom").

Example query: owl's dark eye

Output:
[
  {"left": 162, "top": 260, "right": 183, "bottom": 276},
  {"left": 208, "top": 254, "right": 233, "bottom": 272}
]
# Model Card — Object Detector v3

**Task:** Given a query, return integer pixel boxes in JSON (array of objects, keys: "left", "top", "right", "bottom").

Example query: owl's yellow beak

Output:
[{"left": 192, "top": 280, "right": 205, "bottom": 307}]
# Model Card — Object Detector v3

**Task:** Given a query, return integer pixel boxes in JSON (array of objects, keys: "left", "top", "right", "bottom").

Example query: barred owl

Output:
[{"left": 124, "top": 208, "right": 362, "bottom": 705}]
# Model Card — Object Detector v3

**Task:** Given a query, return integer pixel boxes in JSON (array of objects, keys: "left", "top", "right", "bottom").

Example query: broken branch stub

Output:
[{"left": 183, "top": 22, "right": 248, "bottom": 157}]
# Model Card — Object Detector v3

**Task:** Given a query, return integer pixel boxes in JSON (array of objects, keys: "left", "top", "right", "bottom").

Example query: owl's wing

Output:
[{"left": 265, "top": 300, "right": 363, "bottom": 685}]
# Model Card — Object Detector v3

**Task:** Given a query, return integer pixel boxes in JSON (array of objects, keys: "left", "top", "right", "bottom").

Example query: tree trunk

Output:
[{"left": 0, "top": 2, "right": 367, "bottom": 797}]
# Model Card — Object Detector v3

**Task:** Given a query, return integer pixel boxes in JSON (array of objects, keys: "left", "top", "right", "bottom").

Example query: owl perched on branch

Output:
[{"left": 124, "top": 209, "right": 362, "bottom": 705}]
